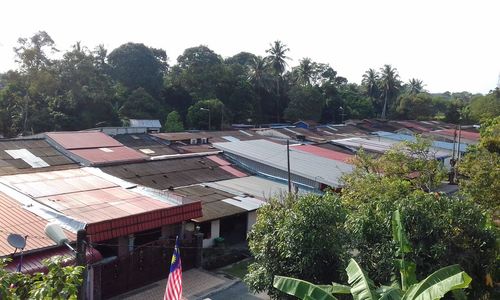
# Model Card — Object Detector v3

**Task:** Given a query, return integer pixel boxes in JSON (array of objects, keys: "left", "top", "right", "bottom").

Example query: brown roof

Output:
[
  {"left": 100, "top": 156, "right": 243, "bottom": 190},
  {"left": 197, "top": 130, "right": 262, "bottom": 143},
  {"left": 113, "top": 134, "right": 179, "bottom": 156},
  {"left": 174, "top": 185, "right": 246, "bottom": 222},
  {"left": 154, "top": 132, "right": 208, "bottom": 142},
  {"left": 46, "top": 131, "right": 122, "bottom": 149},
  {"left": 0, "top": 139, "right": 77, "bottom": 176},
  {"left": 0, "top": 191, "right": 76, "bottom": 256}
]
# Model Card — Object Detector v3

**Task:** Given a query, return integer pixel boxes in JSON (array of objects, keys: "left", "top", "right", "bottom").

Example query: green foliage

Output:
[
  {"left": 108, "top": 42, "right": 166, "bottom": 98},
  {"left": 119, "top": 87, "right": 162, "bottom": 120},
  {"left": 468, "top": 91, "right": 500, "bottom": 122},
  {"left": 396, "top": 93, "right": 434, "bottom": 120},
  {"left": 164, "top": 110, "right": 184, "bottom": 132},
  {"left": 0, "top": 257, "right": 84, "bottom": 299},
  {"left": 273, "top": 276, "right": 338, "bottom": 300},
  {"left": 186, "top": 99, "right": 224, "bottom": 130},
  {"left": 458, "top": 116, "right": 500, "bottom": 213},
  {"left": 245, "top": 193, "right": 348, "bottom": 299},
  {"left": 284, "top": 85, "right": 324, "bottom": 122}
]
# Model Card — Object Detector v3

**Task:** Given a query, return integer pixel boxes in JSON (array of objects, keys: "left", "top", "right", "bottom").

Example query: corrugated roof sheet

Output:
[
  {"left": 213, "top": 140, "right": 353, "bottom": 187},
  {"left": 154, "top": 132, "right": 208, "bottom": 141},
  {"left": 430, "top": 129, "right": 480, "bottom": 141},
  {"left": 70, "top": 146, "right": 148, "bottom": 165},
  {"left": 47, "top": 131, "right": 123, "bottom": 150},
  {"left": 113, "top": 134, "right": 178, "bottom": 156},
  {"left": 205, "top": 176, "right": 291, "bottom": 200},
  {"left": 291, "top": 145, "right": 354, "bottom": 163},
  {"left": 100, "top": 156, "right": 242, "bottom": 190},
  {"left": 0, "top": 139, "right": 77, "bottom": 176},
  {"left": 129, "top": 119, "right": 161, "bottom": 128},
  {"left": 222, "top": 196, "right": 265, "bottom": 211},
  {"left": 0, "top": 168, "right": 203, "bottom": 242},
  {"left": 173, "top": 185, "right": 246, "bottom": 222},
  {"left": 0, "top": 191, "right": 76, "bottom": 256},
  {"left": 372, "top": 131, "right": 468, "bottom": 152}
]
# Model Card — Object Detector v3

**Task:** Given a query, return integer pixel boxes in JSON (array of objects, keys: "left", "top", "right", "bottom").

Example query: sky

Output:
[{"left": 1, "top": 0, "right": 499, "bottom": 94}]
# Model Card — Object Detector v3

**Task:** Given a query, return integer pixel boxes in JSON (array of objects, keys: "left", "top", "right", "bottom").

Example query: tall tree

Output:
[
  {"left": 379, "top": 64, "right": 401, "bottom": 119},
  {"left": 108, "top": 43, "right": 167, "bottom": 98},
  {"left": 407, "top": 78, "right": 425, "bottom": 94},
  {"left": 361, "top": 68, "right": 380, "bottom": 110},
  {"left": 265, "top": 40, "right": 290, "bottom": 122},
  {"left": 293, "top": 57, "right": 315, "bottom": 86}
]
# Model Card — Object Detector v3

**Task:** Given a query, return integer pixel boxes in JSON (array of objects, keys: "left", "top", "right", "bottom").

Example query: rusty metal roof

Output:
[
  {"left": 100, "top": 156, "right": 243, "bottom": 190},
  {"left": 291, "top": 144, "right": 354, "bottom": 163},
  {"left": 173, "top": 185, "right": 246, "bottom": 222},
  {"left": 0, "top": 191, "right": 76, "bottom": 256},
  {"left": 46, "top": 131, "right": 123, "bottom": 149},
  {"left": 113, "top": 134, "right": 179, "bottom": 156},
  {"left": 69, "top": 146, "right": 148, "bottom": 166},
  {"left": 0, "top": 168, "right": 203, "bottom": 242},
  {"left": 154, "top": 132, "right": 208, "bottom": 141},
  {"left": 0, "top": 139, "right": 77, "bottom": 176}
]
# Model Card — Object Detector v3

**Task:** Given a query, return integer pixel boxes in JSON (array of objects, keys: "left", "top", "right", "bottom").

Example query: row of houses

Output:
[{"left": 0, "top": 118, "right": 479, "bottom": 298}]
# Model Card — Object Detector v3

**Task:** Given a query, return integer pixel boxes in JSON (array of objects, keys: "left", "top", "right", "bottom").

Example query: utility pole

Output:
[{"left": 287, "top": 139, "right": 291, "bottom": 194}]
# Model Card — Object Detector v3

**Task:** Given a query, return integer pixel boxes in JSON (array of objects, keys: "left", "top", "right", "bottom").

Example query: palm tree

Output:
[
  {"left": 362, "top": 68, "right": 379, "bottom": 105},
  {"left": 408, "top": 78, "right": 425, "bottom": 94},
  {"left": 379, "top": 64, "right": 401, "bottom": 119},
  {"left": 294, "top": 57, "right": 316, "bottom": 86},
  {"left": 265, "top": 40, "right": 290, "bottom": 122},
  {"left": 248, "top": 56, "right": 273, "bottom": 123}
]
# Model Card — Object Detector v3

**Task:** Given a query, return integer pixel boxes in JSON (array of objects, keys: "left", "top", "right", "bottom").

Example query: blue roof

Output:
[{"left": 372, "top": 131, "right": 468, "bottom": 152}]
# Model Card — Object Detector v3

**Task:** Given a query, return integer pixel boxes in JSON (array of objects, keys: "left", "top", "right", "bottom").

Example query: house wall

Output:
[
  {"left": 247, "top": 211, "right": 257, "bottom": 233},
  {"left": 202, "top": 219, "right": 220, "bottom": 248}
]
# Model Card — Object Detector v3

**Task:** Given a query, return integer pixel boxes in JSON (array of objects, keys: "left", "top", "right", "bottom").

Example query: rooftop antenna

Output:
[{"left": 7, "top": 233, "right": 28, "bottom": 272}]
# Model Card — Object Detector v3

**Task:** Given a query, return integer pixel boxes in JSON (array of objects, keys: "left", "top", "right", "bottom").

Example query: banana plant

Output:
[{"left": 273, "top": 210, "right": 472, "bottom": 300}]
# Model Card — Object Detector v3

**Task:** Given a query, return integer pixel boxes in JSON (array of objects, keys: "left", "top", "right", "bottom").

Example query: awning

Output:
[{"left": 5, "top": 246, "right": 102, "bottom": 274}]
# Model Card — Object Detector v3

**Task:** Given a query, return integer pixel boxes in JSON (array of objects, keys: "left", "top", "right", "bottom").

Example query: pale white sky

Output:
[{"left": 1, "top": 0, "right": 499, "bottom": 94}]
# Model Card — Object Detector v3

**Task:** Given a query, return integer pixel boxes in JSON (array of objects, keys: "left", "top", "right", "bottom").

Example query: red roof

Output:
[
  {"left": 70, "top": 147, "right": 147, "bottom": 165},
  {"left": 47, "top": 131, "right": 123, "bottom": 149},
  {"left": 0, "top": 191, "right": 76, "bottom": 256},
  {"left": 219, "top": 165, "right": 247, "bottom": 177},
  {"left": 0, "top": 169, "right": 203, "bottom": 243},
  {"left": 6, "top": 246, "right": 102, "bottom": 274},
  {"left": 46, "top": 131, "right": 148, "bottom": 165},
  {"left": 431, "top": 129, "right": 480, "bottom": 141},
  {"left": 292, "top": 144, "right": 354, "bottom": 163}
]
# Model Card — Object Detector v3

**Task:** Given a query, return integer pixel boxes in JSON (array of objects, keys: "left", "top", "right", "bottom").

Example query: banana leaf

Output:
[{"left": 273, "top": 275, "right": 338, "bottom": 300}]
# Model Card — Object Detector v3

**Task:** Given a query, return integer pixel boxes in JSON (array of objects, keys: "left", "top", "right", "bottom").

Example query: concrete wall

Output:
[
  {"left": 247, "top": 211, "right": 257, "bottom": 233},
  {"left": 202, "top": 219, "right": 220, "bottom": 248}
]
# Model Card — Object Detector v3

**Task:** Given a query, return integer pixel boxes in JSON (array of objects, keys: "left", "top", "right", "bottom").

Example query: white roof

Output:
[
  {"left": 213, "top": 140, "right": 353, "bottom": 187},
  {"left": 129, "top": 119, "right": 162, "bottom": 128},
  {"left": 222, "top": 196, "right": 265, "bottom": 211},
  {"left": 206, "top": 176, "right": 292, "bottom": 200}
]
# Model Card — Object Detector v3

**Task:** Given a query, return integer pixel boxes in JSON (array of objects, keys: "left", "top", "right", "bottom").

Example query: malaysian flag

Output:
[{"left": 164, "top": 236, "right": 182, "bottom": 300}]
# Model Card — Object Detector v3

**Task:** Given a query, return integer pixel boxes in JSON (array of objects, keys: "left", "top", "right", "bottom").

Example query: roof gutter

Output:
[{"left": 150, "top": 150, "right": 222, "bottom": 160}]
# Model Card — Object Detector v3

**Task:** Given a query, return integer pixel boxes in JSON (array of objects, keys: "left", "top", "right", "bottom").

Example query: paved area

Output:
[
  {"left": 204, "top": 281, "right": 269, "bottom": 300},
  {"left": 111, "top": 269, "right": 234, "bottom": 300}
]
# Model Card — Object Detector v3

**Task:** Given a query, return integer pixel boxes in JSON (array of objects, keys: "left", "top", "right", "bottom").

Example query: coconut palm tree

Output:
[
  {"left": 379, "top": 64, "right": 401, "bottom": 119},
  {"left": 294, "top": 57, "right": 316, "bottom": 86},
  {"left": 408, "top": 78, "right": 425, "bottom": 94},
  {"left": 362, "top": 68, "right": 380, "bottom": 107},
  {"left": 265, "top": 40, "right": 290, "bottom": 122}
]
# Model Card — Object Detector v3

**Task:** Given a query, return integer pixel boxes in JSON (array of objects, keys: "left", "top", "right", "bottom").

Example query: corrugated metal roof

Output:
[
  {"left": 0, "top": 191, "right": 76, "bottom": 256},
  {"left": 222, "top": 196, "right": 265, "bottom": 211},
  {"left": 430, "top": 129, "right": 480, "bottom": 141},
  {"left": 154, "top": 132, "right": 208, "bottom": 141},
  {"left": 205, "top": 176, "right": 291, "bottom": 200},
  {"left": 213, "top": 140, "right": 353, "bottom": 187},
  {"left": 100, "top": 156, "right": 242, "bottom": 190},
  {"left": 47, "top": 131, "right": 123, "bottom": 149},
  {"left": 291, "top": 145, "right": 354, "bottom": 163},
  {"left": 173, "top": 185, "right": 246, "bottom": 222},
  {"left": 0, "top": 168, "right": 203, "bottom": 242},
  {"left": 372, "top": 131, "right": 468, "bottom": 152},
  {"left": 113, "top": 134, "right": 178, "bottom": 156},
  {"left": 69, "top": 146, "right": 148, "bottom": 165},
  {"left": 331, "top": 138, "right": 450, "bottom": 159},
  {"left": 0, "top": 139, "right": 77, "bottom": 176},
  {"left": 129, "top": 119, "right": 162, "bottom": 128}
]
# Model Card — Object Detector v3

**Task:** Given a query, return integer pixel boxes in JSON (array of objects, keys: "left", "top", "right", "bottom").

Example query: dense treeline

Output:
[{"left": 0, "top": 31, "right": 499, "bottom": 137}]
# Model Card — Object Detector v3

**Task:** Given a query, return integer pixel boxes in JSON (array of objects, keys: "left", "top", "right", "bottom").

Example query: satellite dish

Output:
[{"left": 7, "top": 234, "right": 26, "bottom": 249}]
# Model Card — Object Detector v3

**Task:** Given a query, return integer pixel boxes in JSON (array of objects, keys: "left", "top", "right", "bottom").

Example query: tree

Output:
[
  {"left": 458, "top": 116, "right": 500, "bottom": 214},
  {"left": 341, "top": 145, "right": 497, "bottom": 298},
  {"left": 266, "top": 40, "right": 291, "bottom": 122},
  {"left": 468, "top": 91, "right": 500, "bottom": 122},
  {"left": 118, "top": 87, "right": 162, "bottom": 120},
  {"left": 108, "top": 43, "right": 166, "bottom": 98},
  {"left": 186, "top": 99, "right": 225, "bottom": 130},
  {"left": 245, "top": 193, "right": 348, "bottom": 299},
  {"left": 396, "top": 93, "right": 434, "bottom": 120},
  {"left": 362, "top": 68, "right": 380, "bottom": 111},
  {"left": 164, "top": 110, "right": 184, "bottom": 132},
  {"left": 379, "top": 64, "right": 401, "bottom": 119},
  {"left": 407, "top": 78, "right": 425, "bottom": 94},
  {"left": 284, "top": 85, "right": 323, "bottom": 122},
  {"left": 0, "top": 257, "right": 84, "bottom": 299}
]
